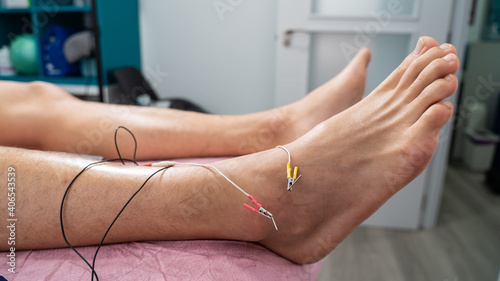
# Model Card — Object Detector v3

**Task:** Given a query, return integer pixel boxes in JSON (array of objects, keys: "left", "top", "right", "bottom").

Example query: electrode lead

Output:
[{"left": 277, "top": 145, "right": 301, "bottom": 191}]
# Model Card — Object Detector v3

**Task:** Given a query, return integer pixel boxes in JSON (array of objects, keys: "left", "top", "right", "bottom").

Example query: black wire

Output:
[
  {"left": 90, "top": 166, "right": 167, "bottom": 278},
  {"left": 60, "top": 161, "right": 102, "bottom": 280},
  {"left": 60, "top": 126, "right": 164, "bottom": 281},
  {"left": 114, "top": 126, "right": 137, "bottom": 165},
  {"left": 59, "top": 158, "right": 135, "bottom": 281}
]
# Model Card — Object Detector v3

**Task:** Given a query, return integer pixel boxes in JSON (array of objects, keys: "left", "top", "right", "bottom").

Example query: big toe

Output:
[
  {"left": 350, "top": 47, "right": 371, "bottom": 70},
  {"left": 339, "top": 47, "right": 371, "bottom": 79},
  {"left": 336, "top": 47, "right": 371, "bottom": 97}
]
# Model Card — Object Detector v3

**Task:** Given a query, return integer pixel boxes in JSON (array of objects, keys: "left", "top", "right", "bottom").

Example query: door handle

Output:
[{"left": 283, "top": 29, "right": 311, "bottom": 46}]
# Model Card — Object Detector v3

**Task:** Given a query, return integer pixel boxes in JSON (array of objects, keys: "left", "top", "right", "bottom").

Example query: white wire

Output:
[
  {"left": 276, "top": 145, "right": 291, "bottom": 163},
  {"left": 173, "top": 162, "right": 250, "bottom": 197},
  {"left": 166, "top": 161, "right": 278, "bottom": 230}
]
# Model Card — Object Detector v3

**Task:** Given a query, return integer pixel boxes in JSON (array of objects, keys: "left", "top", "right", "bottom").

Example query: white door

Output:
[{"left": 275, "top": 0, "right": 471, "bottom": 229}]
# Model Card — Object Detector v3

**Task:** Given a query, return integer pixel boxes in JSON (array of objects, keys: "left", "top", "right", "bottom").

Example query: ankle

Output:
[{"left": 235, "top": 107, "right": 295, "bottom": 154}]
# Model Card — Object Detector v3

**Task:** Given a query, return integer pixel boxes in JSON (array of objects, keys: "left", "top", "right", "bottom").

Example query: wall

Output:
[{"left": 138, "top": 0, "right": 278, "bottom": 114}]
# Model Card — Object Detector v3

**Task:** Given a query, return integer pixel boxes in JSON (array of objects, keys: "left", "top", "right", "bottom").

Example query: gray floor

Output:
[{"left": 316, "top": 165, "right": 500, "bottom": 281}]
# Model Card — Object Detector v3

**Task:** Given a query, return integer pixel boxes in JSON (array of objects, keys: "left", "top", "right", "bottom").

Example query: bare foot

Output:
[
  {"left": 216, "top": 37, "right": 459, "bottom": 264},
  {"left": 266, "top": 48, "right": 371, "bottom": 147},
  {"left": 289, "top": 47, "right": 371, "bottom": 133}
]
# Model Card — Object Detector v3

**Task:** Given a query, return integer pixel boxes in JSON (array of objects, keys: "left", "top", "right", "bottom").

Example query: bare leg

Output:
[
  {"left": 0, "top": 49, "right": 370, "bottom": 159},
  {"left": 0, "top": 37, "right": 458, "bottom": 264},
  {"left": 0, "top": 147, "right": 264, "bottom": 249}
]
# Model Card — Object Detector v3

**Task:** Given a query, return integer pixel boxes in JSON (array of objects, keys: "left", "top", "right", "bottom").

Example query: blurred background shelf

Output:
[
  {"left": 33, "top": 5, "right": 92, "bottom": 13},
  {"left": 0, "top": 74, "right": 97, "bottom": 85},
  {"left": 0, "top": 0, "right": 141, "bottom": 101},
  {"left": 0, "top": 7, "right": 31, "bottom": 13},
  {"left": 0, "top": 6, "right": 91, "bottom": 12}
]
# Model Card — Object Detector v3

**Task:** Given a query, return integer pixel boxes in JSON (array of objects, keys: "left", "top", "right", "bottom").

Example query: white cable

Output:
[
  {"left": 276, "top": 145, "right": 291, "bottom": 163},
  {"left": 172, "top": 162, "right": 250, "bottom": 197},
  {"left": 151, "top": 160, "right": 278, "bottom": 230}
]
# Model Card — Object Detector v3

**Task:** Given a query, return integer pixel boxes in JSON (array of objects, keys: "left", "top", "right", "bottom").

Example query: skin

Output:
[
  {"left": 0, "top": 37, "right": 459, "bottom": 265},
  {"left": 0, "top": 47, "right": 370, "bottom": 159}
]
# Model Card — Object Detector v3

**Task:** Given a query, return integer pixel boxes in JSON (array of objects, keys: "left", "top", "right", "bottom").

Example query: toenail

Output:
[
  {"left": 443, "top": 53, "right": 456, "bottom": 62},
  {"left": 440, "top": 43, "right": 451, "bottom": 50},
  {"left": 442, "top": 100, "right": 453, "bottom": 109},
  {"left": 413, "top": 38, "right": 425, "bottom": 55},
  {"left": 445, "top": 74, "right": 454, "bottom": 81}
]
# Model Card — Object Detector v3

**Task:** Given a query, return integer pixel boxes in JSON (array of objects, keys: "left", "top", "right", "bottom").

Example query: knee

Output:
[
  {"left": 26, "top": 81, "right": 73, "bottom": 101},
  {"left": 27, "top": 81, "right": 54, "bottom": 94}
]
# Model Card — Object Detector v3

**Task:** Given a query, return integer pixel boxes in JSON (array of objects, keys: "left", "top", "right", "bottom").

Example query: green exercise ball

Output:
[{"left": 9, "top": 34, "right": 39, "bottom": 75}]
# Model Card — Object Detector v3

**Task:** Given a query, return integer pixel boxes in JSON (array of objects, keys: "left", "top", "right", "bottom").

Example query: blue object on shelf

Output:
[{"left": 41, "top": 25, "right": 82, "bottom": 77}]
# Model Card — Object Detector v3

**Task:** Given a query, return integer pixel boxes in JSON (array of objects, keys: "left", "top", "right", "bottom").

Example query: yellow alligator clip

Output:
[{"left": 287, "top": 163, "right": 301, "bottom": 191}]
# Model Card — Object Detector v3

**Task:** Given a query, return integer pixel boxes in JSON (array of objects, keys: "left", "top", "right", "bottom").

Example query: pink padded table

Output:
[{"left": 2, "top": 240, "right": 321, "bottom": 280}]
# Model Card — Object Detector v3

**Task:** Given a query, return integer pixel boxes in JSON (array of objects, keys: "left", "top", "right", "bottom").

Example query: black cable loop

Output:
[{"left": 60, "top": 126, "right": 164, "bottom": 281}]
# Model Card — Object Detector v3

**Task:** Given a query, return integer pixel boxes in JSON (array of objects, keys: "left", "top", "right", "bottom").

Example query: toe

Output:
[
  {"left": 354, "top": 47, "right": 371, "bottom": 69},
  {"left": 413, "top": 36, "right": 442, "bottom": 56},
  {"left": 397, "top": 100, "right": 453, "bottom": 180},
  {"left": 409, "top": 73, "right": 458, "bottom": 121},
  {"left": 404, "top": 52, "right": 460, "bottom": 102},
  {"left": 397, "top": 45, "right": 458, "bottom": 93},
  {"left": 378, "top": 36, "right": 440, "bottom": 89},
  {"left": 340, "top": 47, "right": 371, "bottom": 76},
  {"left": 412, "top": 100, "right": 454, "bottom": 136}
]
